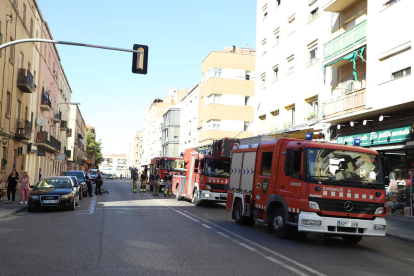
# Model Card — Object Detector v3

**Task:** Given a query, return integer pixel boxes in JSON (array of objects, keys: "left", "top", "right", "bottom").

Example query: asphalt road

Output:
[{"left": 1, "top": 179, "right": 414, "bottom": 276}]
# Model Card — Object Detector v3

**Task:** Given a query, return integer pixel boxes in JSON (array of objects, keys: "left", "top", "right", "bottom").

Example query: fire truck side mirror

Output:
[{"left": 381, "top": 157, "right": 390, "bottom": 187}]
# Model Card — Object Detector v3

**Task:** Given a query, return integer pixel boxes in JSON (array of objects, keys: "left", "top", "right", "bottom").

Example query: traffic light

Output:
[{"left": 132, "top": 44, "right": 148, "bottom": 74}]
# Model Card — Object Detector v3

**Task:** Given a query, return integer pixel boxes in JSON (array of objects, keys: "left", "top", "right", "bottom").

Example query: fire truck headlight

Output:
[
  {"left": 301, "top": 219, "right": 322, "bottom": 226},
  {"left": 308, "top": 201, "right": 320, "bottom": 210},
  {"left": 204, "top": 194, "right": 211, "bottom": 198},
  {"left": 373, "top": 224, "right": 386, "bottom": 231},
  {"left": 206, "top": 185, "right": 211, "bottom": 190},
  {"left": 374, "top": 207, "right": 384, "bottom": 215}
]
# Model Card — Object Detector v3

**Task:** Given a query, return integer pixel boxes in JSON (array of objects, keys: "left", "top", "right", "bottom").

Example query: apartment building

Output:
[
  {"left": 179, "top": 83, "right": 200, "bottom": 154},
  {"left": 161, "top": 107, "right": 181, "bottom": 157},
  {"left": 66, "top": 104, "right": 87, "bottom": 171},
  {"left": 100, "top": 154, "right": 128, "bottom": 177},
  {"left": 255, "top": 0, "right": 329, "bottom": 137},
  {"left": 198, "top": 46, "right": 256, "bottom": 146},
  {"left": 133, "top": 130, "right": 143, "bottom": 169}
]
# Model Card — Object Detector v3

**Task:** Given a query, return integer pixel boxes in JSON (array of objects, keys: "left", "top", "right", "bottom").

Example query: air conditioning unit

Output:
[{"left": 17, "top": 147, "right": 26, "bottom": 155}]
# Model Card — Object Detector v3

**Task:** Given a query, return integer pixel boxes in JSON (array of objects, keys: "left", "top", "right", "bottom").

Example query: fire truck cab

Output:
[
  {"left": 149, "top": 157, "right": 184, "bottom": 191},
  {"left": 227, "top": 136, "right": 390, "bottom": 244}
]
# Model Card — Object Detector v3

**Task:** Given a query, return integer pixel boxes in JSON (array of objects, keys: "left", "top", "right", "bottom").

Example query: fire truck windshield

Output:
[
  {"left": 160, "top": 159, "right": 185, "bottom": 171},
  {"left": 306, "top": 148, "right": 383, "bottom": 188},
  {"left": 205, "top": 159, "right": 231, "bottom": 177}
]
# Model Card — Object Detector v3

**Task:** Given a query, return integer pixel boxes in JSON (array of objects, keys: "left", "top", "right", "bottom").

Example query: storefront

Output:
[{"left": 336, "top": 125, "right": 414, "bottom": 215}]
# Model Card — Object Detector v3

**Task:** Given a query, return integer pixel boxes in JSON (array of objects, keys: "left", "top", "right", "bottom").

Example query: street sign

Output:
[{"left": 132, "top": 44, "right": 148, "bottom": 74}]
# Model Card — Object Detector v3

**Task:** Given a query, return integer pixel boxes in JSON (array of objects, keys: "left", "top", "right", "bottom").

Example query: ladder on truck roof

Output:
[{"left": 193, "top": 138, "right": 240, "bottom": 158}]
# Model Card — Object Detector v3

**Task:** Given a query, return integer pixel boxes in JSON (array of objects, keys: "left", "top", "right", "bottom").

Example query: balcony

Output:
[
  {"left": 323, "top": 0, "right": 360, "bottom": 12},
  {"left": 40, "top": 98, "right": 52, "bottom": 111},
  {"left": 322, "top": 89, "right": 366, "bottom": 118},
  {"left": 66, "top": 128, "right": 72, "bottom": 137},
  {"left": 307, "top": 11, "right": 319, "bottom": 24},
  {"left": 36, "top": 131, "right": 61, "bottom": 153},
  {"left": 53, "top": 112, "right": 62, "bottom": 123},
  {"left": 15, "top": 119, "right": 32, "bottom": 140},
  {"left": 65, "top": 150, "right": 71, "bottom": 158},
  {"left": 17, "top": 68, "right": 34, "bottom": 93},
  {"left": 323, "top": 20, "right": 367, "bottom": 62},
  {"left": 60, "top": 120, "right": 67, "bottom": 131}
]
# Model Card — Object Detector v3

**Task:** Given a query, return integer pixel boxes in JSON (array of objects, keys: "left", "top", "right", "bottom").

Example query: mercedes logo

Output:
[{"left": 344, "top": 201, "right": 353, "bottom": 212}]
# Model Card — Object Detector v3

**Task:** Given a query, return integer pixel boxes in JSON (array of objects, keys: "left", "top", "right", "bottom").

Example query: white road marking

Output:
[
  {"left": 404, "top": 258, "right": 414, "bottom": 262},
  {"left": 202, "top": 224, "right": 211, "bottom": 228},
  {"left": 144, "top": 194, "right": 325, "bottom": 276},
  {"left": 238, "top": 243, "right": 256, "bottom": 251},
  {"left": 96, "top": 207, "right": 170, "bottom": 210}
]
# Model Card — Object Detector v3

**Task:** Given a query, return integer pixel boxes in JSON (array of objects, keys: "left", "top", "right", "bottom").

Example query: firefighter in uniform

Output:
[
  {"left": 152, "top": 175, "right": 160, "bottom": 196},
  {"left": 164, "top": 171, "right": 172, "bottom": 197},
  {"left": 140, "top": 171, "right": 147, "bottom": 193},
  {"left": 132, "top": 170, "right": 138, "bottom": 193}
]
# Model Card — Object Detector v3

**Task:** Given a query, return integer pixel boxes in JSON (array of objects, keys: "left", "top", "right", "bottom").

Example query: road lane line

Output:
[
  {"left": 202, "top": 224, "right": 211, "bottom": 229},
  {"left": 404, "top": 258, "right": 414, "bottom": 262},
  {"left": 89, "top": 195, "right": 97, "bottom": 214},
  {"left": 144, "top": 194, "right": 318, "bottom": 276},
  {"left": 239, "top": 243, "right": 256, "bottom": 251}
]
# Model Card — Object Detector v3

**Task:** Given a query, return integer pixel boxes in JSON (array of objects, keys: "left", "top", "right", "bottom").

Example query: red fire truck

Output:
[
  {"left": 226, "top": 136, "right": 390, "bottom": 244},
  {"left": 149, "top": 157, "right": 185, "bottom": 191},
  {"left": 173, "top": 138, "right": 239, "bottom": 206}
]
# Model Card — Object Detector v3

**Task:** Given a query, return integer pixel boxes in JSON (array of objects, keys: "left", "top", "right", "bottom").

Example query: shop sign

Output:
[
  {"left": 55, "top": 153, "right": 66, "bottom": 161},
  {"left": 337, "top": 126, "right": 412, "bottom": 146},
  {"left": 37, "top": 149, "right": 46, "bottom": 156}
]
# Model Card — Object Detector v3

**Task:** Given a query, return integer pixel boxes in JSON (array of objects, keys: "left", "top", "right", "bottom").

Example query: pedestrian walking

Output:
[
  {"left": 95, "top": 170, "right": 103, "bottom": 195},
  {"left": 164, "top": 171, "right": 172, "bottom": 197},
  {"left": 19, "top": 172, "right": 30, "bottom": 205},
  {"left": 120, "top": 174, "right": 123, "bottom": 179},
  {"left": 6, "top": 170, "right": 19, "bottom": 203},
  {"left": 85, "top": 169, "right": 93, "bottom": 197},
  {"left": 38, "top": 168, "right": 42, "bottom": 180},
  {"left": 132, "top": 170, "right": 138, "bottom": 193},
  {"left": 140, "top": 171, "right": 147, "bottom": 193},
  {"left": 152, "top": 175, "right": 160, "bottom": 196}
]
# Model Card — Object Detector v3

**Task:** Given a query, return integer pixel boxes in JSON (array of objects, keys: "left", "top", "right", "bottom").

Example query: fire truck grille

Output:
[
  {"left": 208, "top": 184, "right": 228, "bottom": 191},
  {"left": 309, "top": 197, "right": 383, "bottom": 215}
]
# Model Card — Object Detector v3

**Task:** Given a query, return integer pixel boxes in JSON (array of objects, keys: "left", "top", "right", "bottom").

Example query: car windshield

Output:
[
  {"left": 204, "top": 159, "right": 231, "bottom": 177},
  {"left": 36, "top": 178, "right": 72, "bottom": 189},
  {"left": 162, "top": 159, "right": 185, "bottom": 171},
  {"left": 65, "top": 172, "right": 84, "bottom": 180},
  {"left": 306, "top": 148, "right": 383, "bottom": 187}
]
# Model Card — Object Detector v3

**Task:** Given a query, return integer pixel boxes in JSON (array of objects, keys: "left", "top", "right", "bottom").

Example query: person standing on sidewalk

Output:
[
  {"left": 6, "top": 170, "right": 19, "bottom": 203},
  {"left": 140, "top": 170, "right": 147, "bottom": 193},
  {"left": 132, "top": 170, "right": 138, "bottom": 193},
  {"left": 19, "top": 172, "right": 31, "bottom": 205},
  {"left": 85, "top": 169, "right": 93, "bottom": 197}
]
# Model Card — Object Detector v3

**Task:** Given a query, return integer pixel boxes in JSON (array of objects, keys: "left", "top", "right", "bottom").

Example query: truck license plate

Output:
[{"left": 337, "top": 221, "right": 358, "bottom": 227}]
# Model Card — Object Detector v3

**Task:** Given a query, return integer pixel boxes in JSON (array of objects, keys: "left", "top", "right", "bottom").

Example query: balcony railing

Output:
[
  {"left": 17, "top": 68, "right": 34, "bottom": 93},
  {"left": 306, "top": 58, "right": 319, "bottom": 68},
  {"left": 15, "top": 119, "right": 32, "bottom": 140},
  {"left": 36, "top": 131, "right": 61, "bottom": 152},
  {"left": 322, "top": 89, "right": 366, "bottom": 118},
  {"left": 40, "top": 98, "right": 52, "bottom": 111},
  {"left": 323, "top": 20, "right": 367, "bottom": 62},
  {"left": 60, "top": 120, "right": 67, "bottom": 131},
  {"left": 307, "top": 11, "right": 319, "bottom": 24},
  {"left": 53, "top": 112, "right": 62, "bottom": 123}
]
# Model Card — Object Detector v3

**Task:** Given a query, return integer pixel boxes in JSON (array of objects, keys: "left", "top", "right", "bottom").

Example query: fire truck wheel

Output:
[
  {"left": 176, "top": 187, "right": 182, "bottom": 201},
  {"left": 234, "top": 200, "right": 247, "bottom": 225},
  {"left": 342, "top": 235, "right": 363, "bottom": 244},
  {"left": 193, "top": 189, "right": 203, "bottom": 206},
  {"left": 271, "top": 207, "right": 288, "bottom": 239}
]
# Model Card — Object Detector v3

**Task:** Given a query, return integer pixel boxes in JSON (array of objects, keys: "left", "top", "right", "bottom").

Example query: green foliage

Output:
[{"left": 87, "top": 129, "right": 103, "bottom": 169}]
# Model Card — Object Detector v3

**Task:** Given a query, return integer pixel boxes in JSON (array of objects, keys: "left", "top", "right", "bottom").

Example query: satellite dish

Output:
[{"left": 36, "top": 116, "right": 47, "bottom": 127}]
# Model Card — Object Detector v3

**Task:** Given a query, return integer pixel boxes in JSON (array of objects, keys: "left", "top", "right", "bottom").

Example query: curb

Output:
[
  {"left": 0, "top": 206, "right": 28, "bottom": 221},
  {"left": 386, "top": 233, "right": 414, "bottom": 243}
]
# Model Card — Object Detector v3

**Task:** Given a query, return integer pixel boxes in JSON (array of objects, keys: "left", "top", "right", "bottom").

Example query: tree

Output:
[{"left": 87, "top": 129, "right": 104, "bottom": 169}]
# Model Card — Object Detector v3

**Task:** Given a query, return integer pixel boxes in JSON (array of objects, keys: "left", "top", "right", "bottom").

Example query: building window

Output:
[
  {"left": 258, "top": 114, "right": 266, "bottom": 132},
  {"left": 245, "top": 96, "right": 251, "bottom": 106},
  {"left": 287, "top": 14, "right": 295, "bottom": 35},
  {"left": 206, "top": 94, "right": 221, "bottom": 106},
  {"left": 262, "top": 3, "right": 268, "bottom": 21},
  {"left": 6, "top": 92, "right": 11, "bottom": 117},
  {"left": 19, "top": 52, "right": 24, "bottom": 68},
  {"left": 273, "top": 27, "right": 280, "bottom": 46},
  {"left": 272, "top": 65, "right": 278, "bottom": 82},
  {"left": 206, "top": 67, "right": 222, "bottom": 82},
  {"left": 245, "top": 70, "right": 251, "bottom": 80},
  {"left": 392, "top": 67, "right": 411, "bottom": 80},
  {"left": 306, "top": 39, "right": 318, "bottom": 67},
  {"left": 206, "top": 119, "right": 221, "bottom": 130},
  {"left": 286, "top": 55, "right": 294, "bottom": 75},
  {"left": 285, "top": 105, "right": 295, "bottom": 127},
  {"left": 260, "top": 73, "right": 266, "bottom": 90},
  {"left": 30, "top": 19, "right": 34, "bottom": 37},
  {"left": 345, "top": 19, "right": 356, "bottom": 31},
  {"left": 23, "top": 3, "right": 26, "bottom": 24},
  {"left": 385, "top": 0, "right": 398, "bottom": 7},
  {"left": 306, "top": 97, "right": 318, "bottom": 120},
  {"left": 308, "top": 5, "right": 319, "bottom": 24},
  {"left": 261, "top": 38, "right": 267, "bottom": 45},
  {"left": 270, "top": 110, "right": 279, "bottom": 130}
]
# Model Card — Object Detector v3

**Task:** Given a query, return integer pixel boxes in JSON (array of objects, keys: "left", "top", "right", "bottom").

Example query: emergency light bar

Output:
[
  {"left": 305, "top": 133, "right": 313, "bottom": 140},
  {"left": 354, "top": 138, "right": 361, "bottom": 146}
]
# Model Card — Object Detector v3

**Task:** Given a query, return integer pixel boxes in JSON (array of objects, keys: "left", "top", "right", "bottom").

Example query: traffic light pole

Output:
[{"left": 0, "top": 38, "right": 143, "bottom": 54}]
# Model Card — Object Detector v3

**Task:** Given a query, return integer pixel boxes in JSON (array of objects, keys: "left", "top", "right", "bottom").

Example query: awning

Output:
[{"left": 323, "top": 46, "right": 366, "bottom": 81}]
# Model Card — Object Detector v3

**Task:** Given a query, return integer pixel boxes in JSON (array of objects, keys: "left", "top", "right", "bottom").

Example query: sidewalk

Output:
[
  {"left": 386, "top": 213, "right": 414, "bottom": 242},
  {"left": 0, "top": 189, "right": 27, "bottom": 221}
]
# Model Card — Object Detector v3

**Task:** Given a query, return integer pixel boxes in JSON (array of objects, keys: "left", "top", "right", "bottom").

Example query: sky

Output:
[{"left": 37, "top": 0, "right": 257, "bottom": 154}]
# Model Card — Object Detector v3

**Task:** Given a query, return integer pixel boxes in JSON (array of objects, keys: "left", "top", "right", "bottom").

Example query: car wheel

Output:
[
  {"left": 70, "top": 198, "right": 76, "bottom": 211},
  {"left": 176, "top": 187, "right": 182, "bottom": 201},
  {"left": 234, "top": 199, "right": 247, "bottom": 225},
  {"left": 79, "top": 191, "right": 82, "bottom": 200},
  {"left": 342, "top": 235, "right": 363, "bottom": 244},
  {"left": 192, "top": 189, "right": 203, "bottom": 206},
  {"left": 270, "top": 207, "right": 288, "bottom": 239}
]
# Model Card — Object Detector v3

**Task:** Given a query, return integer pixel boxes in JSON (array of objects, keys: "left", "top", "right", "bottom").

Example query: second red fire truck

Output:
[
  {"left": 149, "top": 157, "right": 185, "bottom": 191},
  {"left": 173, "top": 138, "right": 239, "bottom": 206}
]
